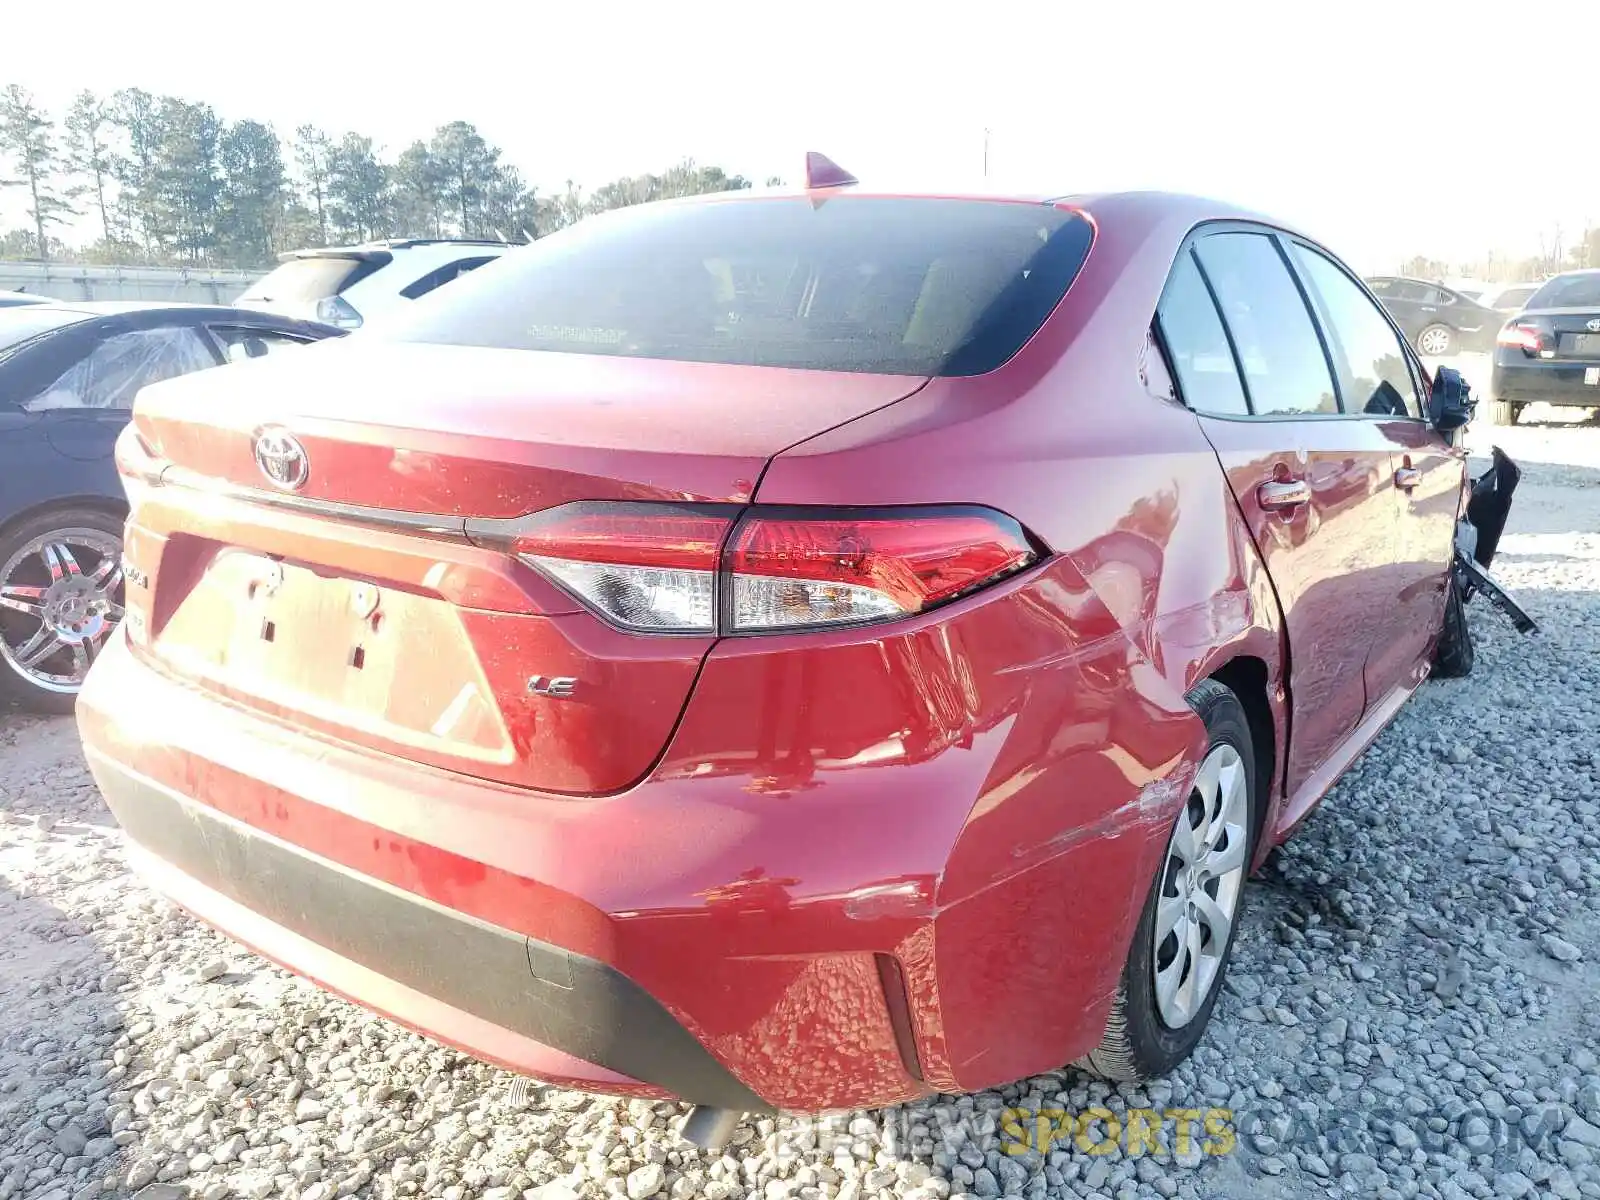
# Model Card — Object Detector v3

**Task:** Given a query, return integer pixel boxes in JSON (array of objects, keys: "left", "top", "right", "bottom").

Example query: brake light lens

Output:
[
  {"left": 1497, "top": 321, "right": 1547, "bottom": 354},
  {"left": 513, "top": 505, "right": 731, "bottom": 632},
  {"left": 316, "top": 295, "right": 365, "bottom": 329},
  {"left": 726, "top": 511, "right": 1037, "bottom": 631},
  {"left": 502, "top": 503, "right": 1040, "bottom": 634}
]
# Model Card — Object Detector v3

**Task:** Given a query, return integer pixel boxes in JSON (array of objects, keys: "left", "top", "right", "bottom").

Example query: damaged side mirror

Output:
[{"left": 1428, "top": 365, "right": 1475, "bottom": 433}]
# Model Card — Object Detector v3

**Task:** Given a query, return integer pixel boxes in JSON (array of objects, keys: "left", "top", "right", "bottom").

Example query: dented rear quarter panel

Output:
[{"left": 744, "top": 194, "right": 1291, "bottom": 1087}]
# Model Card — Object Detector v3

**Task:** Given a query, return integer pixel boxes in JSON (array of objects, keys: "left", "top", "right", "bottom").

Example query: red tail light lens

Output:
[
  {"left": 497, "top": 503, "right": 1041, "bottom": 635},
  {"left": 1497, "top": 322, "right": 1547, "bottom": 354},
  {"left": 726, "top": 509, "right": 1037, "bottom": 631},
  {"left": 511, "top": 504, "right": 732, "bottom": 633}
]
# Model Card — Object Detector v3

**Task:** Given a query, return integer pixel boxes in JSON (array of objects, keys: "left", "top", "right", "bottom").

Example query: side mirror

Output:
[{"left": 1428, "top": 365, "right": 1475, "bottom": 432}]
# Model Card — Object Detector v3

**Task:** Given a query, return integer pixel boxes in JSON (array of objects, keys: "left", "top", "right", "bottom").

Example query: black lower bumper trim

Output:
[{"left": 88, "top": 753, "right": 769, "bottom": 1113}]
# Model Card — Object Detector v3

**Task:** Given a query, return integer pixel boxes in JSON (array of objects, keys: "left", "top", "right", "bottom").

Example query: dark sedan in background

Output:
[
  {"left": 1364, "top": 276, "right": 1506, "bottom": 356},
  {"left": 1489, "top": 269, "right": 1600, "bottom": 425},
  {"left": 0, "top": 303, "right": 342, "bottom": 711}
]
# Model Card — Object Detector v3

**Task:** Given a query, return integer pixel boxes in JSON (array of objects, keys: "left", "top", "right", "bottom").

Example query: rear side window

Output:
[
  {"left": 1156, "top": 251, "right": 1249, "bottom": 416},
  {"left": 399, "top": 256, "right": 498, "bottom": 301},
  {"left": 22, "top": 326, "right": 218, "bottom": 412},
  {"left": 1194, "top": 233, "right": 1338, "bottom": 417},
  {"left": 388, "top": 198, "right": 1094, "bottom": 377},
  {"left": 1528, "top": 274, "right": 1600, "bottom": 309},
  {"left": 1291, "top": 246, "right": 1421, "bottom": 418},
  {"left": 210, "top": 326, "right": 315, "bottom": 362},
  {"left": 240, "top": 255, "right": 387, "bottom": 303}
]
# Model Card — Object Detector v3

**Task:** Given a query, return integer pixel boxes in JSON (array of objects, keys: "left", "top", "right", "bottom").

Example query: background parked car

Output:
[
  {"left": 1364, "top": 275, "right": 1505, "bottom": 355},
  {"left": 0, "top": 290, "right": 50, "bottom": 309},
  {"left": 1489, "top": 268, "right": 1600, "bottom": 424},
  {"left": 1475, "top": 281, "right": 1544, "bottom": 314},
  {"left": 232, "top": 238, "right": 517, "bottom": 330},
  {"left": 0, "top": 303, "right": 343, "bottom": 712}
]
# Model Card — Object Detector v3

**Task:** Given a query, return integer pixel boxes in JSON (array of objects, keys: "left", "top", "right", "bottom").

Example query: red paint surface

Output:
[{"left": 80, "top": 189, "right": 1462, "bottom": 1111}]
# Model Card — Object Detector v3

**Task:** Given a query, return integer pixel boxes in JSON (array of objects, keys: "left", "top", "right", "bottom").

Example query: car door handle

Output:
[
  {"left": 1257, "top": 479, "right": 1311, "bottom": 510},
  {"left": 1394, "top": 466, "right": 1422, "bottom": 491}
]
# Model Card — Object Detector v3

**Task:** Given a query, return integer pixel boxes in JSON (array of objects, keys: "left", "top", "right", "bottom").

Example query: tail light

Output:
[
  {"left": 511, "top": 505, "right": 729, "bottom": 633},
  {"left": 1497, "top": 320, "right": 1549, "bottom": 355},
  {"left": 490, "top": 503, "right": 1041, "bottom": 635},
  {"left": 113, "top": 423, "right": 166, "bottom": 509},
  {"left": 316, "top": 296, "right": 364, "bottom": 329}
]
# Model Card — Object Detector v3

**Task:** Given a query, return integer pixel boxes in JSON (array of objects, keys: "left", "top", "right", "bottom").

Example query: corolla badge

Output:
[
  {"left": 253, "top": 426, "right": 309, "bottom": 491},
  {"left": 1587, "top": 318, "right": 1600, "bottom": 332}
]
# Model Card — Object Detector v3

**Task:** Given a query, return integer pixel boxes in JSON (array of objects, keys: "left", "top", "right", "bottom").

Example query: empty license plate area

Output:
[
  {"left": 1560, "top": 332, "right": 1600, "bottom": 359},
  {"left": 153, "top": 549, "right": 508, "bottom": 760}
]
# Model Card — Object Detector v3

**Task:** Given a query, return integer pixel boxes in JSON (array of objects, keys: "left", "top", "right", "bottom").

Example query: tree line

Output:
[
  {"left": 0, "top": 84, "right": 773, "bottom": 267},
  {"left": 1398, "top": 225, "right": 1600, "bottom": 287}
]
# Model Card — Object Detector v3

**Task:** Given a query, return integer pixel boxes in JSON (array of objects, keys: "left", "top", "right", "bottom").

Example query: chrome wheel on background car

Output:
[
  {"left": 0, "top": 513, "right": 124, "bottom": 713},
  {"left": 1152, "top": 742, "right": 1250, "bottom": 1029},
  {"left": 1417, "top": 324, "right": 1454, "bottom": 356}
]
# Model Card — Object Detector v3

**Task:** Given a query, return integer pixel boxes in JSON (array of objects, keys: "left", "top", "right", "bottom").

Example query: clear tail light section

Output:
[
  {"left": 493, "top": 503, "right": 1041, "bottom": 635},
  {"left": 510, "top": 504, "right": 732, "bottom": 633}
]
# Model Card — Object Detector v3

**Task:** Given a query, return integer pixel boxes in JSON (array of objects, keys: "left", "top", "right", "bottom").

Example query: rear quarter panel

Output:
[{"left": 749, "top": 195, "right": 1289, "bottom": 1085}]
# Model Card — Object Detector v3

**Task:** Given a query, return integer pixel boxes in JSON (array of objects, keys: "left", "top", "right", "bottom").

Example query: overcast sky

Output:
[{"left": 3, "top": 0, "right": 1594, "bottom": 273}]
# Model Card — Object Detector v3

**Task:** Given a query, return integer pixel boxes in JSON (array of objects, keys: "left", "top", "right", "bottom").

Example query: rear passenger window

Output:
[
  {"left": 1156, "top": 251, "right": 1248, "bottom": 416},
  {"left": 1194, "top": 233, "right": 1338, "bottom": 417},
  {"left": 1291, "top": 246, "right": 1422, "bottom": 419},
  {"left": 400, "top": 257, "right": 498, "bottom": 301}
]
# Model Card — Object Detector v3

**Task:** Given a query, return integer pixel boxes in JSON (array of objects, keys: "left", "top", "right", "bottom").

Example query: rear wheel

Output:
[
  {"left": 0, "top": 507, "right": 125, "bottom": 714},
  {"left": 1417, "top": 324, "right": 1455, "bottom": 357},
  {"left": 1077, "top": 679, "right": 1258, "bottom": 1081}
]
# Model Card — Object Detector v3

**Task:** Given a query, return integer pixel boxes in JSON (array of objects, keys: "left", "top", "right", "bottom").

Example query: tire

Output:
[
  {"left": 1416, "top": 324, "right": 1455, "bottom": 357},
  {"left": 1077, "top": 678, "right": 1259, "bottom": 1082},
  {"left": 0, "top": 506, "right": 125, "bottom": 715},
  {"left": 1432, "top": 567, "right": 1474, "bottom": 679}
]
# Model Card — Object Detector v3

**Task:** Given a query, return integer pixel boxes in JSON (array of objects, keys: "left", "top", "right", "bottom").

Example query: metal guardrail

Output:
[{"left": 0, "top": 261, "right": 267, "bottom": 305}]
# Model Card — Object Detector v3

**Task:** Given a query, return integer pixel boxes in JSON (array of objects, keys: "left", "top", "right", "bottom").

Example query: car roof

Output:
[
  {"left": 609, "top": 186, "right": 1312, "bottom": 249},
  {"left": 282, "top": 239, "right": 518, "bottom": 262}
]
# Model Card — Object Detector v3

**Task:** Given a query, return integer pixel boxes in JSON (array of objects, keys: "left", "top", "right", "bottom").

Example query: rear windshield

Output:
[
  {"left": 1528, "top": 274, "right": 1600, "bottom": 309},
  {"left": 1498, "top": 286, "right": 1537, "bottom": 309},
  {"left": 0, "top": 308, "right": 87, "bottom": 355},
  {"left": 387, "top": 198, "right": 1094, "bottom": 376},
  {"left": 240, "top": 255, "right": 386, "bottom": 303}
]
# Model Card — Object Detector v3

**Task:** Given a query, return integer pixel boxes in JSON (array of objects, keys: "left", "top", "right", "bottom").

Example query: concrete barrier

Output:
[{"left": 0, "top": 261, "right": 266, "bottom": 305}]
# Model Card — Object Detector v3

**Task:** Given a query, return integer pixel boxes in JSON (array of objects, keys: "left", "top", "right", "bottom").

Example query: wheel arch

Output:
[
  {"left": 1206, "top": 655, "right": 1276, "bottom": 858},
  {"left": 0, "top": 494, "right": 128, "bottom": 545}
]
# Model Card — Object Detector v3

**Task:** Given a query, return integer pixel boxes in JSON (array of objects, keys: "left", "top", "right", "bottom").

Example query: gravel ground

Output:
[{"left": 3, "top": 418, "right": 1599, "bottom": 1200}]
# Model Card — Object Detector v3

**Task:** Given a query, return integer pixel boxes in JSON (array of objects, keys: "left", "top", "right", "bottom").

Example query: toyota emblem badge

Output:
[{"left": 253, "top": 426, "right": 309, "bottom": 491}]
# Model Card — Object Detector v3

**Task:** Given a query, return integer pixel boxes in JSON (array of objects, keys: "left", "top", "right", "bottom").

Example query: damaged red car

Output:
[{"left": 78, "top": 167, "right": 1506, "bottom": 1144}]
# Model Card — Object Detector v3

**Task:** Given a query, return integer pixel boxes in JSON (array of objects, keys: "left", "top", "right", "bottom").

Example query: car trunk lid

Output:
[{"left": 123, "top": 341, "right": 926, "bottom": 795}]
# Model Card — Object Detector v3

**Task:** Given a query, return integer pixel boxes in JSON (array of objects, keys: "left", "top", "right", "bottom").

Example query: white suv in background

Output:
[{"left": 233, "top": 239, "right": 517, "bottom": 329}]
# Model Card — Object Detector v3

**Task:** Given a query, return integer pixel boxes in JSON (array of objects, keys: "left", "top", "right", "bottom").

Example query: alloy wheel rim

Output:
[
  {"left": 1152, "top": 742, "right": 1250, "bottom": 1029},
  {"left": 1419, "top": 328, "right": 1450, "bottom": 355},
  {"left": 0, "top": 529, "right": 124, "bottom": 695}
]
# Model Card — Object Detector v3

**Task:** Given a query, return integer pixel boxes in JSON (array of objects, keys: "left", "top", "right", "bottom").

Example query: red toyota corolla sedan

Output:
[{"left": 78, "top": 173, "right": 1478, "bottom": 1142}]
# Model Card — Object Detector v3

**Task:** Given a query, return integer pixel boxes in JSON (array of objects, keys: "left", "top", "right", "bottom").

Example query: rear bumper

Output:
[
  {"left": 79, "top": 549, "right": 1200, "bottom": 1110},
  {"left": 1491, "top": 357, "right": 1600, "bottom": 406},
  {"left": 89, "top": 751, "right": 767, "bottom": 1111}
]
